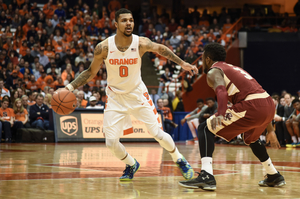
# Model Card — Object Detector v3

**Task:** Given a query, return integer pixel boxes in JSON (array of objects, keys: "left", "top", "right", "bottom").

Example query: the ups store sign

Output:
[{"left": 53, "top": 109, "right": 160, "bottom": 142}]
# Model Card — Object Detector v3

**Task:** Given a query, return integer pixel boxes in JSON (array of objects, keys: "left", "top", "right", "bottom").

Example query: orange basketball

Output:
[{"left": 51, "top": 90, "right": 77, "bottom": 115}]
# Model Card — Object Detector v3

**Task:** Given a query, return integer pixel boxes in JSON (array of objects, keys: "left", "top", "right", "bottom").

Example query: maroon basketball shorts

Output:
[{"left": 207, "top": 93, "right": 275, "bottom": 145}]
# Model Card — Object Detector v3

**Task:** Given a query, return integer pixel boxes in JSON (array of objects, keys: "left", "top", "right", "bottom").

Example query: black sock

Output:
[
  {"left": 249, "top": 139, "right": 269, "bottom": 162},
  {"left": 197, "top": 121, "right": 215, "bottom": 158}
]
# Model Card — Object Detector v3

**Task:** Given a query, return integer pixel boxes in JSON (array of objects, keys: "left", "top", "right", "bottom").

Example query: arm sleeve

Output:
[
  {"left": 296, "top": 113, "right": 300, "bottom": 122},
  {"left": 215, "top": 85, "right": 228, "bottom": 116},
  {"left": 186, "top": 106, "right": 208, "bottom": 121},
  {"left": 200, "top": 106, "right": 209, "bottom": 118}
]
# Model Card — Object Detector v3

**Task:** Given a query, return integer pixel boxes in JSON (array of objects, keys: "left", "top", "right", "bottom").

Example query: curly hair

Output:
[
  {"left": 203, "top": 43, "right": 227, "bottom": 62},
  {"left": 115, "top": 8, "right": 132, "bottom": 23}
]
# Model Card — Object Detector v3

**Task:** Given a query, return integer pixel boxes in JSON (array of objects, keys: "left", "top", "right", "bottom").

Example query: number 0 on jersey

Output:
[{"left": 119, "top": 66, "right": 128, "bottom": 77}]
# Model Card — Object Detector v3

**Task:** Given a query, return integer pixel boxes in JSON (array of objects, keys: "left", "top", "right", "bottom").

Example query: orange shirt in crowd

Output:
[
  {"left": 2, "top": 43, "right": 9, "bottom": 50},
  {"left": 19, "top": 45, "right": 28, "bottom": 57},
  {"left": 222, "top": 23, "right": 233, "bottom": 34},
  {"left": 64, "top": 32, "right": 73, "bottom": 42},
  {"left": 14, "top": 109, "right": 28, "bottom": 122},
  {"left": 28, "top": 101, "right": 36, "bottom": 106},
  {"left": 44, "top": 50, "right": 55, "bottom": 59},
  {"left": 70, "top": 16, "right": 84, "bottom": 27},
  {"left": 62, "top": 40, "right": 70, "bottom": 48},
  {"left": 195, "top": 37, "right": 203, "bottom": 46},
  {"left": 94, "top": 19, "right": 103, "bottom": 29},
  {"left": 19, "top": 9, "right": 28, "bottom": 16},
  {"left": 22, "top": 24, "right": 30, "bottom": 35},
  {"left": 0, "top": 3, "right": 7, "bottom": 10},
  {"left": 16, "top": 71, "right": 24, "bottom": 79},
  {"left": 108, "top": 0, "right": 121, "bottom": 12},
  {"left": 81, "top": 99, "right": 88, "bottom": 108},
  {"left": 207, "top": 32, "right": 216, "bottom": 41},
  {"left": 158, "top": 107, "right": 173, "bottom": 120},
  {"left": 13, "top": 41, "right": 22, "bottom": 50},
  {"left": 17, "top": 0, "right": 24, "bottom": 7},
  {"left": 110, "top": 11, "right": 115, "bottom": 21},
  {"left": 26, "top": 81, "right": 39, "bottom": 91},
  {"left": 35, "top": 27, "right": 43, "bottom": 32},
  {"left": 0, "top": 107, "right": 14, "bottom": 122},
  {"left": 186, "top": 46, "right": 199, "bottom": 54},
  {"left": 24, "top": 78, "right": 30, "bottom": 85},
  {"left": 43, "top": 4, "right": 57, "bottom": 19},
  {"left": 54, "top": 45, "right": 63, "bottom": 53},
  {"left": 198, "top": 20, "right": 210, "bottom": 27},
  {"left": 36, "top": 76, "right": 46, "bottom": 89},
  {"left": 41, "top": 83, "right": 55, "bottom": 91},
  {"left": 87, "top": 79, "right": 95, "bottom": 87},
  {"left": 61, "top": 70, "right": 75, "bottom": 82}
]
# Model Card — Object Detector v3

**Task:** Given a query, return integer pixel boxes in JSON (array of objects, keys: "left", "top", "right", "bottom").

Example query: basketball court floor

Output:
[{"left": 0, "top": 142, "right": 299, "bottom": 198}]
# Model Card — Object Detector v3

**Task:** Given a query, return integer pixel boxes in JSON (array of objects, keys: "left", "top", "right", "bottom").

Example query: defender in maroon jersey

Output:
[{"left": 179, "top": 43, "right": 285, "bottom": 190}]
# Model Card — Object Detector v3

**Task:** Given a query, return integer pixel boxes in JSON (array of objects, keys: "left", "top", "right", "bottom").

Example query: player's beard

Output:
[
  {"left": 203, "top": 65, "right": 208, "bottom": 74},
  {"left": 123, "top": 30, "right": 132, "bottom": 37}
]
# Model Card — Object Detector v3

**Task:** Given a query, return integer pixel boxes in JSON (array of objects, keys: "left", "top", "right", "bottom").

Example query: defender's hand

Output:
[
  {"left": 181, "top": 62, "right": 198, "bottom": 76},
  {"left": 180, "top": 118, "right": 186, "bottom": 126},
  {"left": 211, "top": 115, "right": 224, "bottom": 130},
  {"left": 274, "top": 114, "right": 282, "bottom": 122},
  {"left": 266, "top": 131, "right": 280, "bottom": 149}
]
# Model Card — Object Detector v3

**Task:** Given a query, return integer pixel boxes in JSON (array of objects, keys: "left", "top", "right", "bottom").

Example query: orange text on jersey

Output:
[{"left": 109, "top": 58, "right": 138, "bottom": 65}]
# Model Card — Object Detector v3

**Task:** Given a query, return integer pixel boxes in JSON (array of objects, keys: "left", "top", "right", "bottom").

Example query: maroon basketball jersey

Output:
[{"left": 210, "top": 62, "right": 266, "bottom": 104}]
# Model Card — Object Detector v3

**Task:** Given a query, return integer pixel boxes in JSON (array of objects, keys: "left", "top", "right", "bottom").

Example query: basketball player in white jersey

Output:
[{"left": 62, "top": 8, "right": 198, "bottom": 180}]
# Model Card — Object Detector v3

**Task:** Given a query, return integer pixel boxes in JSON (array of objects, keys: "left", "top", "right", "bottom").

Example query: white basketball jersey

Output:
[{"left": 104, "top": 34, "right": 142, "bottom": 94}]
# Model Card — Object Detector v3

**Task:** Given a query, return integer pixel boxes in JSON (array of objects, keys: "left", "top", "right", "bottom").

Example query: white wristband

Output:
[{"left": 66, "top": 84, "right": 74, "bottom": 92}]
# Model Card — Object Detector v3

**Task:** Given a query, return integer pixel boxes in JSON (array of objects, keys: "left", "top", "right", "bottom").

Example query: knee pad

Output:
[
  {"left": 249, "top": 139, "right": 269, "bottom": 162},
  {"left": 153, "top": 128, "right": 165, "bottom": 140}
]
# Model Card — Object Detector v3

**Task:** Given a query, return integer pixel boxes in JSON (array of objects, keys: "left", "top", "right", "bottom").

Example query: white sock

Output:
[
  {"left": 298, "top": 137, "right": 300, "bottom": 143},
  {"left": 237, "top": 134, "right": 242, "bottom": 139},
  {"left": 122, "top": 153, "right": 135, "bottom": 166},
  {"left": 201, "top": 157, "right": 213, "bottom": 175},
  {"left": 292, "top": 136, "right": 297, "bottom": 143},
  {"left": 260, "top": 135, "right": 266, "bottom": 141},
  {"left": 170, "top": 147, "right": 182, "bottom": 162},
  {"left": 261, "top": 158, "right": 277, "bottom": 175}
]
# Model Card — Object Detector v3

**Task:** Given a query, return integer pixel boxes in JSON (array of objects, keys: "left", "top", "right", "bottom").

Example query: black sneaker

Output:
[
  {"left": 178, "top": 170, "right": 216, "bottom": 191},
  {"left": 258, "top": 172, "right": 286, "bottom": 187}
]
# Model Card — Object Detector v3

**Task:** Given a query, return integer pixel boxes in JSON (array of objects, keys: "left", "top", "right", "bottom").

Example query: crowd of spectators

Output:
[{"left": 0, "top": 0, "right": 299, "bottom": 142}]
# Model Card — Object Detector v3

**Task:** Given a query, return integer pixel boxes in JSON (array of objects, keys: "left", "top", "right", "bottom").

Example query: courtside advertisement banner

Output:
[{"left": 53, "top": 109, "right": 164, "bottom": 142}]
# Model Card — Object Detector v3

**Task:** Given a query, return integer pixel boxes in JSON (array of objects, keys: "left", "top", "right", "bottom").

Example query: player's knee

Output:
[
  {"left": 292, "top": 121, "right": 299, "bottom": 127},
  {"left": 197, "top": 121, "right": 207, "bottom": 137},
  {"left": 153, "top": 128, "right": 164, "bottom": 140},
  {"left": 105, "top": 138, "right": 117, "bottom": 151}
]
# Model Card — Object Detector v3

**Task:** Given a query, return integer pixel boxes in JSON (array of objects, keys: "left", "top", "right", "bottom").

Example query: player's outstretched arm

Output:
[
  {"left": 207, "top": 69, "right": 227, "bottom": 130},
  {"left": 266, "top": 122, "right": 280, "bottom": 149},
  {"left": 65, "top": 41, "right": 107, "bottom": 91},
  {"left": 139, "top": 37, "right": 198, "bottom": 76}
]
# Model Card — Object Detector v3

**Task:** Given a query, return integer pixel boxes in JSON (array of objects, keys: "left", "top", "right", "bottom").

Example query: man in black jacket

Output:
[
  {"left": 29, "top": 94, "right": 49, "bottom": 130},
  {"left": 199, "top": 98, "right": 218, "bottom": 123},
  {"left": 273, "top": 96, "right": 285, "bottom": 146}
]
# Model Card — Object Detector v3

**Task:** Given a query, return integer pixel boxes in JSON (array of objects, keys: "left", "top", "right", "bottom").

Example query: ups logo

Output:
[{"left": 60, "top": 116, "right": 78, "bottom": 136}]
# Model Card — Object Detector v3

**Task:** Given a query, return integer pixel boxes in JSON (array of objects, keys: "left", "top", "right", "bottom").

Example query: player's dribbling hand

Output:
[
  {"left": 266, "top": 131, "right": 281, "bottom": 149},
  {"left": 181, "top": 62, "right": 198, "bottom": 76},
  {"left": 211, "top": 115, "right": 224, "bottom": 130},
  {"left": 55, "top": 87, "right": 69, "bottom": 94}
]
